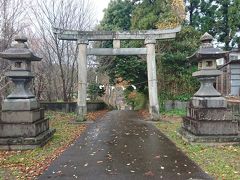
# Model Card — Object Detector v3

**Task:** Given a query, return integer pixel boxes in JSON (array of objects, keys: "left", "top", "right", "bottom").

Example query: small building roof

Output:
[{"left": 230, "top": 48, "right": 240, "bottom": 53}]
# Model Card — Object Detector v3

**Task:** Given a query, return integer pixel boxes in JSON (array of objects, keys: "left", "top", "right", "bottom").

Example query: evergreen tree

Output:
[
  {"left": 185, "top": 0, "right": 240, "bottom": 49},
  {"left": 130, "top": 0, "right": 200, "bottom": 97},
  {"left": 217, "top": 0, "right": 240, "bottom": 49},
  {"left": 100, "top": 0, "right": 133, "bottom": 31}
]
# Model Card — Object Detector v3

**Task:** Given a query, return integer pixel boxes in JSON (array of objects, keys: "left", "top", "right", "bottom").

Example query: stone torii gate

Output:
[{"left": 53, "top": 27, "right": 181, "bottom": 120}]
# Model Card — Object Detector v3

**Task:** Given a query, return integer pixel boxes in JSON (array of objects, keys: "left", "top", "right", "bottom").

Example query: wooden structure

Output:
[{"left": 216, "top": 49, "right": 240, "bottom": 96}]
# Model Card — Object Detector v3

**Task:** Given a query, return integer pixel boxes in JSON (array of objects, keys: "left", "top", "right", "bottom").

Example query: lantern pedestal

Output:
[
  {"left": 181, "top": 77, "right": 240, "bottom": 144},
  {"left": 0, "top": 99, "right": 55, "bottom": 150},
  {"left": 0, "top": 129, "right": 55, "bottom": 150},
  {"left": 180, "top": 96, "right": 240, "bottom": 144},
  {"left": 179, "top": 128, "right": 240, "bottom": 145}
]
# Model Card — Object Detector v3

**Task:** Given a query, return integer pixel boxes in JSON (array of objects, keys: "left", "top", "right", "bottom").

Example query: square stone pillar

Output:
[
  {"left": 77, "top": 39, "right": 89, "bottom": 121},
  {"left": 145, "top": 39, "right": 160, "bottom": 120},
  {"left": 113, "top": 40, "right": 121, "bottom": 49}
]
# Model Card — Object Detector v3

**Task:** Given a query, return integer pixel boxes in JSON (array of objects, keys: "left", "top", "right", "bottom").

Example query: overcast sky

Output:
[{"left": 92, "top": 0, "right": 111, "bottom": 22}]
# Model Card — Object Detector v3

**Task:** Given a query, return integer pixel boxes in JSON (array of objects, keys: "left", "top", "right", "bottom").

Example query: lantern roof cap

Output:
[
  {"left": 200, "top": 32, "right": 213, "bottom": 42},
  {"left": 0, "top": 35, "right": 42, "bottom": 61},
  {"left": 188, "top": 32, "right": 228, "bottom": 61}
]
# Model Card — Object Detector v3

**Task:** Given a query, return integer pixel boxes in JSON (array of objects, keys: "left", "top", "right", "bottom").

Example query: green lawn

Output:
[{"left": 156, "top": 112, "right": 240, "bottom": 180}]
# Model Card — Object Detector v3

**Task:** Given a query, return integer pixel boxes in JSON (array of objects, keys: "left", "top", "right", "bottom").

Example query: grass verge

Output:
[
  {"left": 0, "top": 110, "right": 108, "bottom": 179},
  {"left": 156, "top": 114, "right": 240, "bottom": 180}
]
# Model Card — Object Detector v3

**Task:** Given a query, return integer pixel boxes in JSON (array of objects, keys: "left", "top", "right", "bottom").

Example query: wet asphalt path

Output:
[{"left": 39, "top": 110, "right": 212, "bottom": 180}]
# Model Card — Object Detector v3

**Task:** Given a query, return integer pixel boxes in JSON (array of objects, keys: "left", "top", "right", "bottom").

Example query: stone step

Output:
[
  {"left": 186, "top": 107, "right": 239, "bottom": 121},
  {"left": 179, "top": 128, "right": 240, "bottom": 144},
  {"left": 1, "top": 108, "right": 44, "bottom": 123},
  {"left": 0, "top": 128, "right": 55, "bottom": 150},
  {"left": 190, "top": 96, "right": 227, "bottom": 108},
  {"left": 183, "top": 116, "right": 239, "bottom": 136},
  {"left": 2, "top": 98, "right": 40, "bottom": 111},
  {"left": 0, "top": 118, "right": 49, "bottom": 138}
]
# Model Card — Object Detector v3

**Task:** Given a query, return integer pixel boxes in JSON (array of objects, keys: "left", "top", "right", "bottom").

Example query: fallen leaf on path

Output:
[
  {"left": 73, "top": 174, "right": 78, "bottom": 178},
  {"left": 144, "top": 171, "right": 155, "bottom": 176},
  {"left": 86, "top": 110, "right": 108, "bottom": 121},
  {"left": 84, "top": 163, "right": 88, "bottom": 167}
]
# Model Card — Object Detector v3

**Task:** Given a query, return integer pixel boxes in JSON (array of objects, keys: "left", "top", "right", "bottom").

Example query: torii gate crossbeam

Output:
[
  {"left": 53, "top": 26, "right": 181, "bottom": 121},
  {"left": 53, "top": 27, "right": 181, "bottom": 41}
]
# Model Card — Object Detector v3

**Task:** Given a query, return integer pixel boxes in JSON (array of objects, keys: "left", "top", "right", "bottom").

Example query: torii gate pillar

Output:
[
  {"left": 77, "top": 39, "right": 88, "bottom": 120},
  {"left": 145, "top": 39, "right": 160, "bottom": 120}
]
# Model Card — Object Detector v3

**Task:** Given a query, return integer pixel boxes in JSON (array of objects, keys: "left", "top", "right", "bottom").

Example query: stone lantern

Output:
[
  {"left": 0, "top": 36, "right": 55, "bottom": 150},
  {"left": 180, "top": 33, "right": 240, "bottom": 144}
]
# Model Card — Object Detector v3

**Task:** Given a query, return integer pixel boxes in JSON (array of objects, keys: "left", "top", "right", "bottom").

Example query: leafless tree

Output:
[
  {"left": 0, "top": 0, "right": 27, "bottom": 108},
  {"left": 28, "top": 0, "right": 96, "bottom": 101}
]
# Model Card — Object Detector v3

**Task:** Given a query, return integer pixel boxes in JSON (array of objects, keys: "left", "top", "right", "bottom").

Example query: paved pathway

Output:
[{"left": 39, "top": 110, "right": 212, "bottom": 180}]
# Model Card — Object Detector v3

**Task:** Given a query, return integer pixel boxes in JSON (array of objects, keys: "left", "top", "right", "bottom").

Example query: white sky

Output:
[{"left": 92, "top": 0, "right": 111, "bottom": 23}]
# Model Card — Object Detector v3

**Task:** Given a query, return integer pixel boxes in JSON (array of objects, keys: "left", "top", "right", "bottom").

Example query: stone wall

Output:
[
  {"left": 163, "top": 100, "right": 189, "bottom": 111},
  {"left": 40, "top": 101, "right": 107, "bottom": 113},
  {"left": 163, "top": 100, "right": 240, "bottom": 115},
  {"left": 2, "top": 100, "right": 240, "bottom": 115}
]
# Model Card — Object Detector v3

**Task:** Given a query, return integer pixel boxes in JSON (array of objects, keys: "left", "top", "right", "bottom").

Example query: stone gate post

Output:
[
  {"left": 77, "top": 39, "right": 88, "bottom": 120},
  {"left": 145, "top": 39, "right": 160, "bottom": 120}
]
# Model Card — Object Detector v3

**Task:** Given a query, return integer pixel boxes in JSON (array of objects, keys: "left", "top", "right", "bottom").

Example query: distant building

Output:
[{"left": 216, "top": 48, "right": 240, "bottom": 96}]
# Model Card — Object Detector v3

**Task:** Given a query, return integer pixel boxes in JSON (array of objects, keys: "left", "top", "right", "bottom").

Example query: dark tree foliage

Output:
[
  {"left": 185, "top": 0, "right": 240, "bottom": 50},
  {"left": 216, "top": 0, "right": 240, "bottom": 50},
  {"left": 88, "top": 83, "right": 105, "bottom": 101},
  {"left": 98, "top": 0, "right": 148, "bottom": 92},
  {"left": 130, "top": 0, "right": 201, "bottom": 98},
  {"left": 159, "top": 26, "right": 201, "bottom": 97},
  {"left": 100, "top": 0, "right": 133, "bottom": 31}
]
